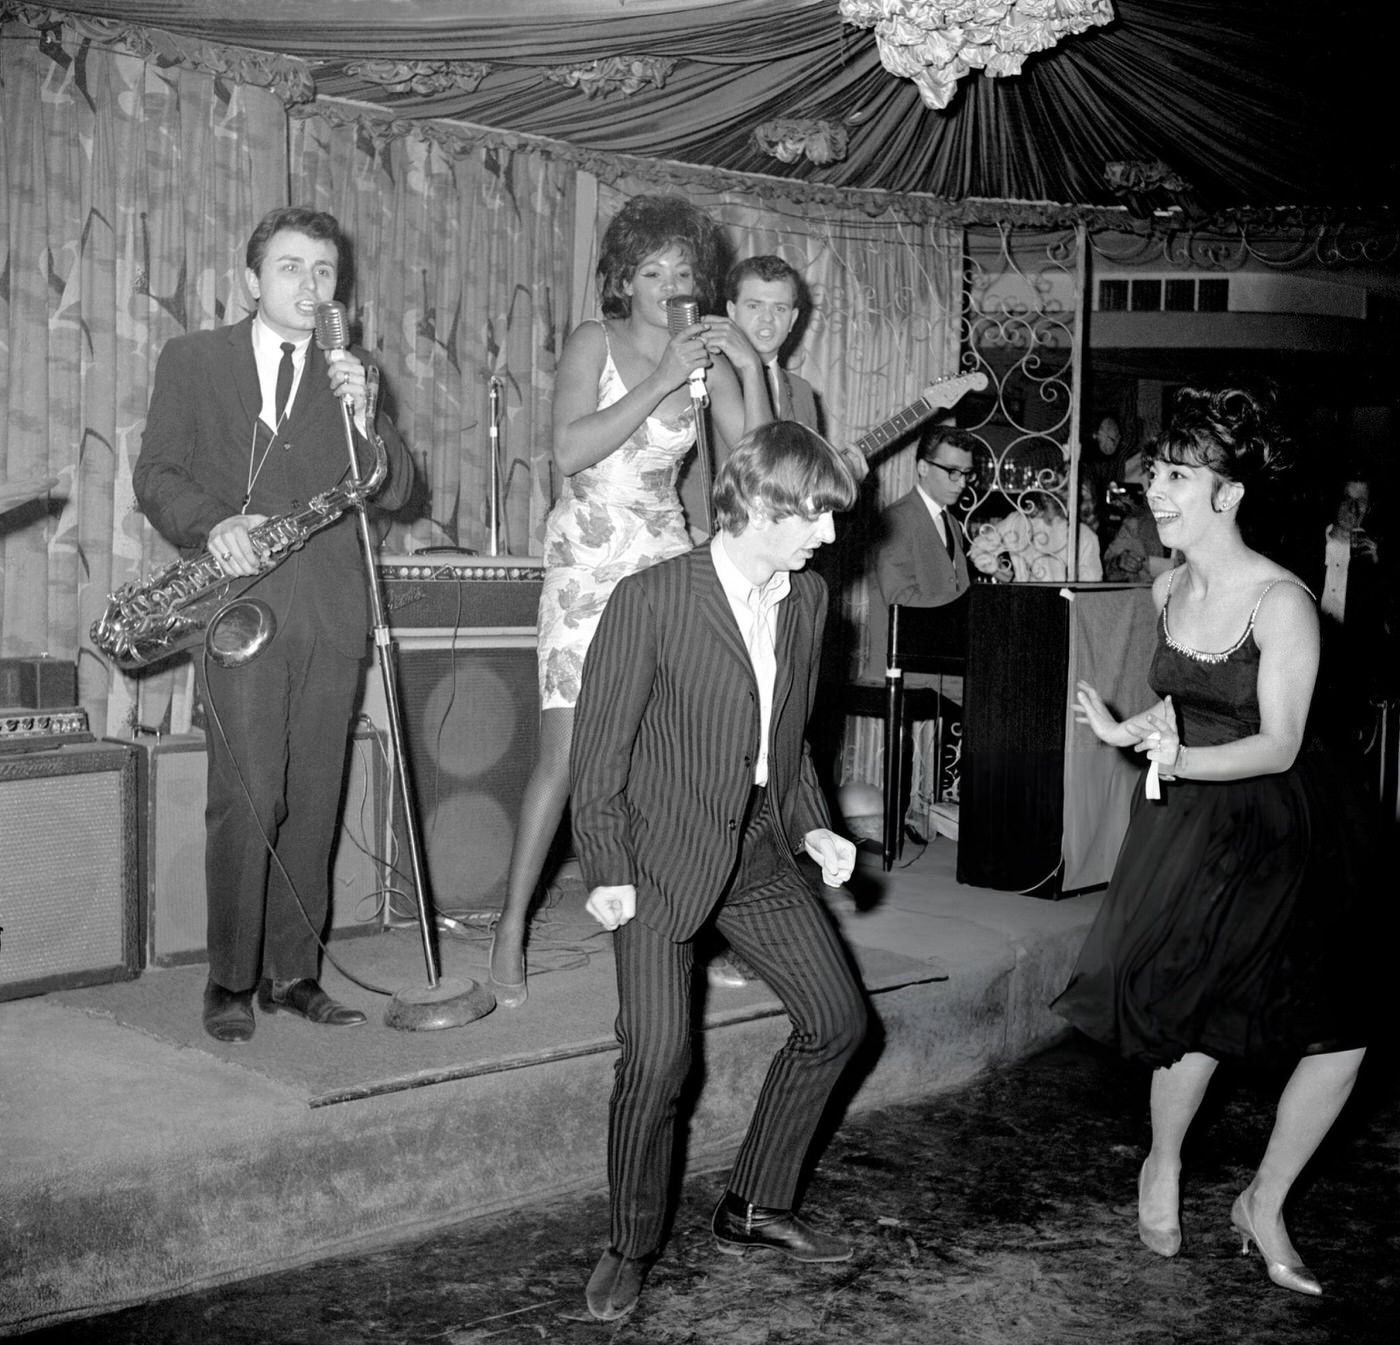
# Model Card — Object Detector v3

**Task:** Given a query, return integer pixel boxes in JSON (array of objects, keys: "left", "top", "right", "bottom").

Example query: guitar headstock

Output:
[{"left": 919, "top": 371, "right": 989, "bottom": 411}]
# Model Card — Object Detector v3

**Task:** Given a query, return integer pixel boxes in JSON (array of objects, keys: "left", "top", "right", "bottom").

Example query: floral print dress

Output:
[{"left": 536, "top": 322, "right": 696, "bottom": 709}]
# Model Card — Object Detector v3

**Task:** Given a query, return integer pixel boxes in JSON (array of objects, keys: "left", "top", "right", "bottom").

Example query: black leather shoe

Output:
[
  {"left": 585, "top": 1247, "right": 653, "bottom": 1321},
  {"left": 256, "top": 977, "right": 366, "bottom": 1026},
  {"left": 203, "top": 979, "right": 255, "bottom": 1044},
  {"left": 712, "top": 1191, "right": 852, "bottom": 1262}
]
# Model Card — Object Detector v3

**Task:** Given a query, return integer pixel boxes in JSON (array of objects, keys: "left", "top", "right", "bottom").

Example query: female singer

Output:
[{"left": 489, "top": 194, "right": 769, "bottom": 1005}]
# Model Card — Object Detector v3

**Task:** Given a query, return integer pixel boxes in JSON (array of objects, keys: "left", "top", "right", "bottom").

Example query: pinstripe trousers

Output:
[{"left": 607, "top": 790, "right": 869, "bottom": 1257}]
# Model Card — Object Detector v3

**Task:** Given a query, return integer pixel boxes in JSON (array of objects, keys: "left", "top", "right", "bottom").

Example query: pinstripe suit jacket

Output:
[{"left": 571, "top": 544, "right": 833, "bottom": 941}]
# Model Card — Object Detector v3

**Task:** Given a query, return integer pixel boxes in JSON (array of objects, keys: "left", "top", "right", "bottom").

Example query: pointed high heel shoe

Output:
[
  {"left": 1230, "top": 1195, "right": 1322, "bottom": 1296},
  {"left": 489, "top": 931, "right": 528, "bottom": 1010},
  {"left": 1137, "top": 1161, "right": 1181, "bottom": 1258}
]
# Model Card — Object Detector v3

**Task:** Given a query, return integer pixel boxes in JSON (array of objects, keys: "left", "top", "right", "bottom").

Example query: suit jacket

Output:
[
  {"left": 133, "top": 316, "right": 413, "bottom": 659},
  {"left": 863, "top": 488, "right": 969, "bottom": 681},
  {"left": 680, "top": 364, "right": 824, "bottom": 536},
  {"left": 571, "top": 544, "right": 833, "bottom": 940},
  {"left": 774, "top": 365, "right": 822, "bottom": 435}
]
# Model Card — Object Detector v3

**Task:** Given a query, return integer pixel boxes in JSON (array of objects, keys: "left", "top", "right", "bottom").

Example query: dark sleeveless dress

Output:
[{"left": 1052, "top": 579, "right": 1371, "bottom": 1068}]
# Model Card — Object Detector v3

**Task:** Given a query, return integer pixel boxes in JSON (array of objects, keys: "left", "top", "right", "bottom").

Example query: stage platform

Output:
[{"left": 0, "top": 840, "right": 1101, "bottom": 1337}]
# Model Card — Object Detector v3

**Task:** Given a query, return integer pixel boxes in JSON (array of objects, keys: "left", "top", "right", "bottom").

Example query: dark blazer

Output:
[
  {"left": 863, "top": 487, "right": 969, "bottom": 681},
  {"left": 571, "top": 544, "right": 833, "bottom": 941},
  {"left": 776, "top": 366, "right": 822, "bottom": 435},
  {"left": 875, "top": 487, "right": 969, "bottom": 610},
  {"left": 133, "top": 316, "right": 413, "bottom": 658}
]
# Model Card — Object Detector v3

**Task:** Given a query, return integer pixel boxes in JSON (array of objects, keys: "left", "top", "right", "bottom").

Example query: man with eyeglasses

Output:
[{"left": 868, "top": 427, "right": 977, "bottom": 673}]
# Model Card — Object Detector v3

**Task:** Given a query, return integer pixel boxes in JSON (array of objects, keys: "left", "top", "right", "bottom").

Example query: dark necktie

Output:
[
  {"left": 941, "top": 513, "right": 957, "bottom": 560},
  {"left": 274, "top": 342, "right": 295, "bottom": 423}
]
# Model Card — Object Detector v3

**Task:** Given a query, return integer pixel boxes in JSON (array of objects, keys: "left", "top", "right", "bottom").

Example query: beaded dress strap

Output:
[{"left": 1162, "top": 573, "right": 1303, "bottom": 665}]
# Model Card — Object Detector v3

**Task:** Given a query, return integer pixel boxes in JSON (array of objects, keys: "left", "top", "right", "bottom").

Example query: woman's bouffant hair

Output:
[
  {"left": 1152, "top": 379, "right": 1297, "bottom": 546},
  {"left": 596, "top": 195, "right": 727, "bottom": 319},
  {"left": 713, "top": 421, "right": 858, "bottom": 533}
]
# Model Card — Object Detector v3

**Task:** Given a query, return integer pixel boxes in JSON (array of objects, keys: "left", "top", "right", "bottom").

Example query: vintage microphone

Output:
[
  {"left": 314, "top": 301, "right": 494, "bottom": 1030},
  {"left": 665, "top": 294, "right": 714, "bottom": 536}
]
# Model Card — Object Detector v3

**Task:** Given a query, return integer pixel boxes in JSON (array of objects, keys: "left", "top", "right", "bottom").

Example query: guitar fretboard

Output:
[{"left": 855, "top": 397, "right": 933, "bottom": 458}]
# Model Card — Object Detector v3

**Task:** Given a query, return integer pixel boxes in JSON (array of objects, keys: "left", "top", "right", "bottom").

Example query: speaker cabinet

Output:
[
  {"left": 361, "top": 556, "right": 545, "bottom": 918},
  {"left": 129, "top": 727, "right": 388, "bottom": 966},
  {"left": 374, "top": 636, "right": 540, "bottom": 916},
  {"left": 0, "top": 743, "right": 141, "bottom": 999}
]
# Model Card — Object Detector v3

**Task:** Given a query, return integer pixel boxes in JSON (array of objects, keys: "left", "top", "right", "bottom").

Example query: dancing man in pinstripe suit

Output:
[{"left": 572, "top": 420, "right": 870, "bottom": 1321}]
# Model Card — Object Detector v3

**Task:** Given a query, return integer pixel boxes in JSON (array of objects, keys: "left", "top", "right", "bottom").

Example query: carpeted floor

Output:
[
  {"left": 46, "top": 869, "right": 946, "bottom": 1107},
  {"left": 19, "top": 1036, "right": 1398, "bottom": 1344}
]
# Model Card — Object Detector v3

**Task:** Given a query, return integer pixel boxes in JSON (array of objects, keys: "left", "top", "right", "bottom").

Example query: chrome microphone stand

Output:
[
  {"left": 487, "top": 376, "right": 504, "bottom": 555},
  {"left": 665, "top": 295, "right": 713, "bottom": 535},
  {"left": 322, "top": 319, "right": 493, "bottom": 1030}
]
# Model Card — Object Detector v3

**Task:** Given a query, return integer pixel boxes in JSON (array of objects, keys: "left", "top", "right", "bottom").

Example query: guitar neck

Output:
[{"left": 854, "top": 396, "right": 935, "bottom": 459}]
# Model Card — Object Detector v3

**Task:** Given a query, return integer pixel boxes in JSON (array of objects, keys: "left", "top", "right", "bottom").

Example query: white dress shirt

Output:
[{"left": 712, "top": 534, "right": 790, "bottom": 786}]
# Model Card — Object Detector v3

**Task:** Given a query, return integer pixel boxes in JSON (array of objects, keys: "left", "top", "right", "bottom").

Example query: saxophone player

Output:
[{"left": 133, "top": 207, "right": 414, "bottom": 1044}]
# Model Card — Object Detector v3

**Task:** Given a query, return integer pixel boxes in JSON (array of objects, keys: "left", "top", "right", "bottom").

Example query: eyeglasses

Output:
[{"left": 927, "top": 461, "right": 977, "bottom": 485}]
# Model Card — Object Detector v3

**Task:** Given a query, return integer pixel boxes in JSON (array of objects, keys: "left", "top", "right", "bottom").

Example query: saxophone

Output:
[{"left": 92, "top": 431, "right": 389, "bottom": 672}]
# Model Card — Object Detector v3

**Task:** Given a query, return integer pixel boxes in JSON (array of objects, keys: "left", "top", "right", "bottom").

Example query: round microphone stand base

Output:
[{"left": 384, "top": 977, "right": 497, "bottom": 1032}]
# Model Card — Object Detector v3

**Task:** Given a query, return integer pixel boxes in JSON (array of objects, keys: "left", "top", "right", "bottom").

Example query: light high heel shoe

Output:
[
  {"left": 1230, "top": 1195, "right": 1322, "bottom": 1296},
  {"left": 1137, "top": 1161, "right": 1181, "bottom": 1258},
  {"left": 488, "top": 930, "right": 528, "bottom": 1010}
]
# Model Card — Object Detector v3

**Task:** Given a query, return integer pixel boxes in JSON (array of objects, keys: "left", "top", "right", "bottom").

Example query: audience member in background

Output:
[
  {"left": 1054, "top": 382, "right": 1372, "bottom": 1297},
  {"left": 1300, "top": 468, "right": 1393, "bottom": 777},
  {"left": 571, "top": 421, "right": 866, "bottom": 1321},
  {"left": 133, "top": 206, "right": 415, "bottom": 1043},
  {"left": 488, "top": 194, "right": 769, "bottom": 1009},
  {"left": 1102, "top": 450, "right": 1174, "bottom": 582},
  {"left": 1079, "top": 414, "right": 1129, "bottom": 536},
  {"left": 968, "top": 488, "right": 1103, "bottom": 583}
]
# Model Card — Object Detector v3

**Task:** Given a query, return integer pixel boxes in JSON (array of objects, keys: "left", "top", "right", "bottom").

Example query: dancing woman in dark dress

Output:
[{"left": 1053, "top": 384, "right": 1369, "bottom": 1296}]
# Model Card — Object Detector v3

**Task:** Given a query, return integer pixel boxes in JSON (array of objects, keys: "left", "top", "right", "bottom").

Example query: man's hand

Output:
[
  {"left": 208, "top": 514, "right": 270, "bottom": 576},
  {"left": 586, "top": 884, "right": 637, "bottom": 931},
  {"left": 802, "top": 829, "right": 856, "bottom": 887}
]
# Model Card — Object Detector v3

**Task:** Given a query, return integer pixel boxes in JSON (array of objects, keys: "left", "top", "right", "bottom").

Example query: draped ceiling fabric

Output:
[
  {"left": 4, "top": 0, "right": 1393, "bottom": 741},
  {"left": 44, "top": 0, "right": 1395, "bottom": 226}
]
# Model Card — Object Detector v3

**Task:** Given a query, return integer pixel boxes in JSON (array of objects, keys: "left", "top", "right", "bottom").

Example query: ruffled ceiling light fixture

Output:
[{"left": 840, "top": 0, "right": 1115, "bottom": 111}]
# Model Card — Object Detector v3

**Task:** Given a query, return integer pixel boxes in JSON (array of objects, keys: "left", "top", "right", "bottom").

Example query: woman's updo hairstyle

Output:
[
  {"left": 595, "top": 194, "right": 728, "bottom": 319},
  {"left": 1151, "top": 381, "right": 1295, "bottom": 540}
]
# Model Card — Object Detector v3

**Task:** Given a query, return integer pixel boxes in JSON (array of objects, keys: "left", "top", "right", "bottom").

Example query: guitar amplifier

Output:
[
  {"left": 124, "top": 727, "right": 389, "bottom": 966},
  {"left": 377, "top": 553, "right": 544, "bottom": 633},
  {"left": 0, "top": 742, "right": 142, "bottom": 999}
]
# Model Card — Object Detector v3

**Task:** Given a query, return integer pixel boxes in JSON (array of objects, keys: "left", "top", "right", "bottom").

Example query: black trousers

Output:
[
  {"left": 607, "top": 789, "right": 868, "bottom": 1256},
  {"left": 197, "top": 620, "right": 362, "bottom": 992}
]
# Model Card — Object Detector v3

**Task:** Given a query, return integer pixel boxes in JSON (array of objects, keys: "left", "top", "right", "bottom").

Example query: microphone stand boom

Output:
[{"left": 319, "top": 307, "right": 494, "bottom": 1030}]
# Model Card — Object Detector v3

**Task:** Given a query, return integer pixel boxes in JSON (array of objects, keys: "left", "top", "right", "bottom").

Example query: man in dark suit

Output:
[
  {"left": 726, "top": 255, "right": 822, "bottom": 433},
  {"left": 865, "top": 425, "right": 975, "bottom": 681},
  {"left": 134, "top": 206, "right": 413, "bottom": 1043},
  {"left": 677, "top": 255, "right": 823, "bottom": 539},
  {"left": 571, "top": 421, "right": 869, "bottom": 1321}
]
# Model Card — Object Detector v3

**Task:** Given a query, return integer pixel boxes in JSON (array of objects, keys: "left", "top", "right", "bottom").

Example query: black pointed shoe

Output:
[
  {"left": 202, "top": 978, "right": 255, "bottom": 1043},
  {"left": 256, "top": 977, "right": 366, "bottom": 1026},
  {"left": 712, "top": 1191, "right": 852, "bottom": 1262},
  {"left": 585, "top": 1247, "right": 654, "bottom": 1320}
]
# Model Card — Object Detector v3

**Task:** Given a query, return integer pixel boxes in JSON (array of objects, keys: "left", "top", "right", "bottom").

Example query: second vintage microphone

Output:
[{"left": 664, "top": 295, "right": 708, "bottom": 405}]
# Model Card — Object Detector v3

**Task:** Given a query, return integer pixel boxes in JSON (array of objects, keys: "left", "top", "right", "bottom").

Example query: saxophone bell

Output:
[{"left": 205, "top": 597, "right": 277, "bottom": 668}]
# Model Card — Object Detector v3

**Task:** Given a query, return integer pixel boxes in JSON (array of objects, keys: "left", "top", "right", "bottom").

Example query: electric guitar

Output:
[{"left": 852, "top": 371, "right": 989, "bottom": 462}]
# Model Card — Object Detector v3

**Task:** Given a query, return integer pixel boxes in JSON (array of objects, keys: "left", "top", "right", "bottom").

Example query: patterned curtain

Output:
[
  {"left": 289, "top": 107, "right": 576, "bottom": 558},
  {"left": 0, "top": 10, "right": 287, "bottom": 735}
]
